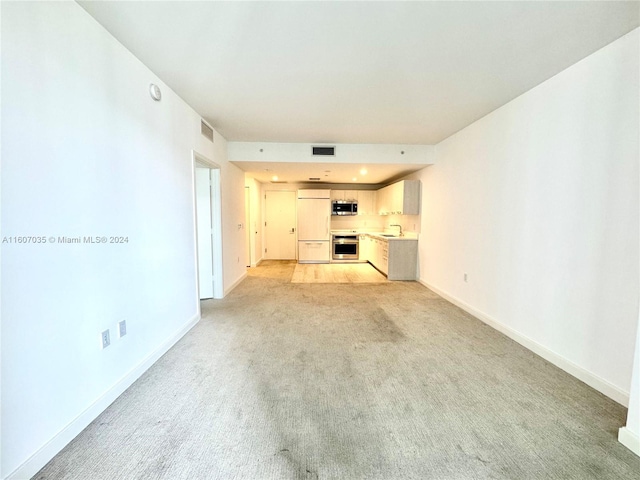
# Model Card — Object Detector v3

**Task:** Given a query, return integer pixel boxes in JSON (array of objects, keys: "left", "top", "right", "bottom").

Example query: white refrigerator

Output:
[{"left": 297, "top": 189, "right": 331, "bottom": 263}]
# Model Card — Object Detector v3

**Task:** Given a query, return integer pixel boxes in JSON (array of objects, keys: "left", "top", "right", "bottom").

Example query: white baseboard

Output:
[
  {"left": 419, "top": 279, "right": 630, "bottom": 407},
  {"left": 224, "top": 272, "right": 247, "bottom": 297},
  {"left": 7, "top": 313, "right": 200, "bottom": 480},
  {"left": 619, "top": 427, "right": 640, "bottom": 456},
  {"left": 251, "top": 258, "right": 264, "bottom": 268}
]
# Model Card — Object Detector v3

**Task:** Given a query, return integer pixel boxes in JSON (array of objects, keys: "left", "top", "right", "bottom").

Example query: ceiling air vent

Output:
[
  {"left": 201, "top": 120, "right": 214, "bottom": 142},
  {"left": 312, "top": 146, "right": 335, "bottom": 156},
  {"left": 309, "top": 177, "right": 321, "bottom": 181}
]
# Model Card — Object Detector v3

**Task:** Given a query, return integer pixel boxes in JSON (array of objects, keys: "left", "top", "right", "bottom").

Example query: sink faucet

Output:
[{"left": 390, "top": 224, "right": 403, "bottom": 236}]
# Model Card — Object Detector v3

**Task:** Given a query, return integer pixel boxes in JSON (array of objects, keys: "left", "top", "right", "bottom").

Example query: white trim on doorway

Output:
[{"left": 191, "top": 150, "right": 224, "bottom": 300}]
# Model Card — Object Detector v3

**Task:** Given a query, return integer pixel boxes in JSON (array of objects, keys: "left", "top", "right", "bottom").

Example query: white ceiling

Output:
[
  {"left": 79, "top": 1, "right": 639, "bottom": 184},
  {"left": 234, "top": 160, "right": 427, "bottom": 185}
]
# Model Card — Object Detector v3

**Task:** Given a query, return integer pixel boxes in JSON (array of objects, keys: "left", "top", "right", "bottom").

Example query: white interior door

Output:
[
  {"left": 245, "top": 186, "right": 251, "bottom": 267},
  {"left": 196, "top": 167, "right": 214, "bottom": 299},
  {"left": 265, "top": 190, "right": 296, "bottom": 259}
]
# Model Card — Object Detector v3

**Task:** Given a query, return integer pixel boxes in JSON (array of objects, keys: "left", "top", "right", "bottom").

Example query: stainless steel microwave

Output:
[{"left": 332, "top": 201, "right": 358, "bottom": 216}]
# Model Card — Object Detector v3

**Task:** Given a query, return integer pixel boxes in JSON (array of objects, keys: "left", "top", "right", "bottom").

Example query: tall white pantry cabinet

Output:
[{"left": 297, "top": 189, "right": 331, "bottom": 263}]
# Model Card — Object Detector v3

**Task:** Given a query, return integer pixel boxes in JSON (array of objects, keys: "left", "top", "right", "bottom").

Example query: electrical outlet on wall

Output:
[
  {"left": 101, "top": 329, "right": 110, "bottom": 349},
  {"left": 118, "top": 320, "right": 127, "bottom": 338},
  {"left": 464, "top": 272, "right": 468, "bottom": 283}
]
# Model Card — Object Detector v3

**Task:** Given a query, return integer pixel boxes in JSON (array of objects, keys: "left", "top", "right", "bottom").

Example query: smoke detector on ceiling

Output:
[{"left": 149, "top": 83, "right": 161, "bottom": 101}]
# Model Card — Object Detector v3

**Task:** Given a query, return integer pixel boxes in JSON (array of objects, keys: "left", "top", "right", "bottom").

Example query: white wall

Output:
[
  {"left": 245, "top": 177, "right": 263, "bottom": 266},
  {"left": 229, "top": 142, "right": 434, "bottom": 165},
  {"left": 217, "top": 137, "right": 248, "bottom": 295},
  {"left": 416, "top": 28, "right": 639, "bottom": 405},
  {"left": 0, "top": 2, "right": 245, "bottom": 478}
]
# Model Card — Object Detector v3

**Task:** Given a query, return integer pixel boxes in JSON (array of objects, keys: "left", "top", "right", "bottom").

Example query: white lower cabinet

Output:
[
  {"left": 380, "top": 240, "right": 389, "bottom": 275},
  {"left": 298, "top": 241, "right": 330, "bottom": 263},
  {"left": 358, "top": 235, "right": 370, "bottom": 262},
  {"left": 364, "top": 235, "right": 417, "bottom": 280},
  {"left": 371, "top": 238, "right": 388, "bottom": 275},
  {"left": 367, "top": 238, "right": 381, "bottom": 273}
]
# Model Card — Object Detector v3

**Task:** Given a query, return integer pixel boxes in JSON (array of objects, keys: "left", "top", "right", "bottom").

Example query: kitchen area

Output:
[
  {"left": 296, "top": 180, "right": 420, "bottom": 281},
  {"left": 235, "top": 143, "right": 433, "bottom": 280}
]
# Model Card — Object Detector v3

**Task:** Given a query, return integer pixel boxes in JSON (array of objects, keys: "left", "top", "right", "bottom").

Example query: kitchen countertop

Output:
[{"left": 331, "top": 230, "right": 418, "bottom": 241}]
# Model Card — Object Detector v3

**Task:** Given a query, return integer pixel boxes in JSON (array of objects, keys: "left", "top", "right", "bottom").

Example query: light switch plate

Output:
[{"left": 118, "top": 320, "right": 127, "bottom": 338}]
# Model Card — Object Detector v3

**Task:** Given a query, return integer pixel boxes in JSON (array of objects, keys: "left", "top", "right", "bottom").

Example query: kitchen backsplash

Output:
[
  {"left": 330, "top": 214, "right": 421, "bottom": 233},
  {"left": 388, "top": 214, "right": 421, "bottom": 233},
  {"left": 330, "top": 215, "right": 384, "bottom": 231}
]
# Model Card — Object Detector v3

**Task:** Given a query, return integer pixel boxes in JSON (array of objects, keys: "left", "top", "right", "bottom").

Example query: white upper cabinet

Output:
[
  {"left": 331, "top": 190, "right": 345, "bottom": 201},
  {"left": 330, "top": 181, "right": 418, "bottom": 216},
  {"left": 357, "top": 190, "right": 376, "bottom": 215},
  {"left": 344, "top": 190, "right": 358, "bottom": 201},
  {"left": 376, "top": 180, "right": 420, "bottom": 215},
  {"left": 376, "top": 185, "right": 389, "bottom": 215},
  {"left": 331, "top": 190, "right": 358, "bottom": 201}
]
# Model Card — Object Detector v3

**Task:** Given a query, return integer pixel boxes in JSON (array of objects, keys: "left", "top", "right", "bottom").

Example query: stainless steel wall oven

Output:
[{"left": 332, "top": 234, "right": 359, "bottom": 261}]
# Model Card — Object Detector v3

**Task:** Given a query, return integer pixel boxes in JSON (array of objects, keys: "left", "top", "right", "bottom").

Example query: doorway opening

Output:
[{"left": 192, "top": 151, "right": 223, "bottom": 302}]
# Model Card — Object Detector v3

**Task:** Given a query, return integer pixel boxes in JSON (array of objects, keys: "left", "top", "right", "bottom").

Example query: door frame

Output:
[
  {"left": 245, "top": 186, "right": 252, "bottom": 267},
  {"left": 191, "top": 150, "right": 224, "bottom": 308}
]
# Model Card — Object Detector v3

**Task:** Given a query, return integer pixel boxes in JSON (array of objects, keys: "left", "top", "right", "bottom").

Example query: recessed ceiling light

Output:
[
  {"left": 272, "top": 175, "right": 278, "bottom": 181},
  {"left": 352, "top": 177, "right": 358, "bottom": 182},
  {"left": 360, "top": 168, "right": 368, "bottom": 175}
]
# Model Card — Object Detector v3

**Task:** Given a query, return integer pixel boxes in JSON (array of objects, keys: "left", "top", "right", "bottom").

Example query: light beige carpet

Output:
[{"left": 34, "top": 261, "right": 640, "bottom": 479}]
